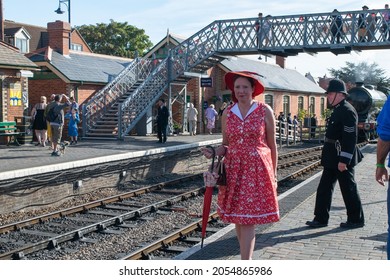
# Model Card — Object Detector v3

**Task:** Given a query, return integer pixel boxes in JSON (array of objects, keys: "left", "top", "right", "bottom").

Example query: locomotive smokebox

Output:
[
  {"left": 347, "top": 82, "right": 387, "bottom": 141},
  {"left": 347, "top": 83, "right": 386, "bottom": 122}
]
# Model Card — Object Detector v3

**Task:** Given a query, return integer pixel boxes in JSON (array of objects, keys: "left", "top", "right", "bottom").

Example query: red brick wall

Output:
[
  {"left": 28, "top": 78, "right": 67, "bottom": 111},
  {"left": 71, "top": 32, "right": 92, "bottom": 53},
  {"left": 75, "top": 84, "right": 103, "bottom": 106}
]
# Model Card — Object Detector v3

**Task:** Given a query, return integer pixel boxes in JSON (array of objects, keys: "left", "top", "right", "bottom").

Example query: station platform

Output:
[
  {"left": 0, "top": 134, "right": 223, "bottom": 179},
  {"left": 0, "top": 135, "right": 387, "bottom": 260},
  {"left": 183, "top": 143, "right": 388, "bottom": 260}
]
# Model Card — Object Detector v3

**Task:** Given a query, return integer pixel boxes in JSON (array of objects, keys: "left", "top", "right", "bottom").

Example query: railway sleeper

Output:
[
  {"left": 21, "top": 229, "right": 57, "bottom": 238},
  {"left": 162, "top": 245, "right": 188, "bottom": 253},
  {"left": 73, "top": 230, "right": 98, "bottom": 243},
  {"left": 103, "top": 205, "right": 136, "bottom": 211},
  {"left": 88, "top": 210, "right": 122, "bottom": 217},
  {"left": 97, "top": 223, "right": 123, "bottom": 234},
  {"left": 180, "top": 236, "right": 202, "bottom": 243}
]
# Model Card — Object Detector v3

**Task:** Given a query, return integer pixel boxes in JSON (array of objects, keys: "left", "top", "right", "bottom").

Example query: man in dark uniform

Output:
[
  {"left": 306, "top": 79, "right": 364, "bottom": 229},
  {"left": 156, "top": 98, "right": 169, "bottom": 143}
]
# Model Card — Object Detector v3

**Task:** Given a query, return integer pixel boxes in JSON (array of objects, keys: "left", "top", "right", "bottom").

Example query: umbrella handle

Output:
[{"left": 205, "top": 145, "right": 216, "bottom": 172}]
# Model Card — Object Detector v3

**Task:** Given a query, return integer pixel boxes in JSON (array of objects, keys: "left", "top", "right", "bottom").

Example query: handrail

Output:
[{"left": 82, "top": 57, "right": 155, "bottom": 137}]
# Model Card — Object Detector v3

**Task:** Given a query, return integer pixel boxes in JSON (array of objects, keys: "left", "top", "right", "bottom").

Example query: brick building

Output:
[
  {"left": 0, "top": 41, "right": 38, "bottom": 123},
  {"left": 25, "top": 21, "right": 132, "bottom": 113}
]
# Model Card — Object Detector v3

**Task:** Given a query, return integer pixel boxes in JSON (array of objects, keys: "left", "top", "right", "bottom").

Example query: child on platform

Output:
[{"left": 68, "top": 108, "right": 80, "bottom": 145}]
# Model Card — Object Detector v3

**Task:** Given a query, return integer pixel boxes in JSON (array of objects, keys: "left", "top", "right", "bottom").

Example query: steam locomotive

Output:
[{"left": 347, "top": 82, "right": 388, "bottom": 142}]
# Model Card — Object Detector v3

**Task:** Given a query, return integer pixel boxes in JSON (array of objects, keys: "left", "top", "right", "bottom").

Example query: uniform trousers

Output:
[
  {"left": 313, "top": 167, "right": 364, "bottom": 224},
  {"left": 157, "top": 123, "right": 167, "bottom": 143}
]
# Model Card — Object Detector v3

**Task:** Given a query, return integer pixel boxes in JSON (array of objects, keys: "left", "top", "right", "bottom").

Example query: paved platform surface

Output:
[
  {"left": 0, "top": 135, "right": 386, "bottom": 260},
  {"left": 184, "top": 143, "right": 388, "bottom": 260}
]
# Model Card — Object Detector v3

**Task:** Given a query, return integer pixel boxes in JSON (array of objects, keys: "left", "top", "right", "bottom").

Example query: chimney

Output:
[
  {"left": 275, "top": 56, "right": 286, "bottom": 69},
  {"left": 47, "top": 20, "right": 70, "bottom": 55}
]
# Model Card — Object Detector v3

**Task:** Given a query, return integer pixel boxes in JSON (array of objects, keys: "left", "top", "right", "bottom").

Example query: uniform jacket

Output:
[
  {"left": 321, "top": 99, "right": 361, "bottom": 168},
  {"left": 156, "top": 105, "right": 169, "bottom": 126}
]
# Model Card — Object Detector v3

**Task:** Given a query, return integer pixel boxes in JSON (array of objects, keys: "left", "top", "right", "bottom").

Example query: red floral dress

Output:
[{"left": 217, "top": 102, "right": 280, "bottom": 225}]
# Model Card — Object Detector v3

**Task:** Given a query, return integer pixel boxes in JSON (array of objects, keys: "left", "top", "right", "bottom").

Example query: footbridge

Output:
[{"left": 82, "top": 8, "right": 390, "bottom": 139}]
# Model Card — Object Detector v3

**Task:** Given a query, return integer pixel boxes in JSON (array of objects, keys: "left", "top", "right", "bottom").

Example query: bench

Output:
[{"left": 0, "top": 121, "right": 24, "bottom": 146}]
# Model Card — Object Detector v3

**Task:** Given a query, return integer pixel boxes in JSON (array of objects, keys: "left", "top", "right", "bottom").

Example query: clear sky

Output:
[{"left": 3, "top": 0, "right": 390, "bottom": 79}]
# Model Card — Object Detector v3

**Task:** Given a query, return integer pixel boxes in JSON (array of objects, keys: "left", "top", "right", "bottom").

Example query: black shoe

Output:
[
  {"left": 157, "top": 141, "right": 162, "bottom": 143},
  {"left": 306, "top": 220, "right": 328, "bottom": 228},
  {"left": 339, "top": 221, "right": 364, "bottom": 229}
]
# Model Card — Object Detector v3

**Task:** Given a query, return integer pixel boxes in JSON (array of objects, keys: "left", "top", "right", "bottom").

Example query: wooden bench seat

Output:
[{"left": 0, "top": 121, "right": 24, "bottom": 146}]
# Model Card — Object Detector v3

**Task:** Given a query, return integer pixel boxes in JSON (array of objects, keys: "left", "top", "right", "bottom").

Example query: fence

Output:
[{"left": 276, "top": 120, "right": 325, "bottom": 147}]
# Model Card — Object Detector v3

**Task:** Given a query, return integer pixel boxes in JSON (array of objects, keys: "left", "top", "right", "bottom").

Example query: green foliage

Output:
[
  {"left": 297, "top": 109, "right": 308, "bottom": 121},
  {"left": 328, "top": 61, "right": 390, "bottom": 90},
  {"left": 322, "top": 108, "right": 332, "bottom": 120},
  {"left": 75, "top": 19, "right": 153, "bottom": 58}
]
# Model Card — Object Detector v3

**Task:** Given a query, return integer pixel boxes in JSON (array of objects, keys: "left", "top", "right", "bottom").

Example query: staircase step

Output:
[
  {"left": 96, "top": 121, "right": 118, "bottom": 124},
  {"left": 89, "top": 128, "right": 118, "bottom": 133},
  {"left": 83, "top": 136, "right": 118, "bottom": 140},
  {"left": 100, "top": 117, "right": 119, "bottom": 121},
  {"left": 86, "top": 131, "right": 118, "bottom": 136},
  {"left": 93, "top": 127, "right": 117, "bottom": 131}
]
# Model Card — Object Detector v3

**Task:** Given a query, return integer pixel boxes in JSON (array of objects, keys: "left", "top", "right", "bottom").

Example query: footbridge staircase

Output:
[{"left": 82, "top": 8, "right": 390, "bottom": 139}]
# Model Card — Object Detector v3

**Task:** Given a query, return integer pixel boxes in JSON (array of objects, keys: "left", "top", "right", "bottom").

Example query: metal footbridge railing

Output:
[{"left": 83, "top": 9, "right": 390, "bottom": 139}]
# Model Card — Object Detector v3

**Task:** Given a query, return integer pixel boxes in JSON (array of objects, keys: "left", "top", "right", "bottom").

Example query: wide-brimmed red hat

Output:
[{"left": 224, "top": 71, "right": 265, "bottom": 102}]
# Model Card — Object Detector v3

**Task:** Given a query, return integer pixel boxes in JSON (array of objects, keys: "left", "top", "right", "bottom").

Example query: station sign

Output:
[{"left": 201, "top": 77, "right": 213, "bottom": 87}]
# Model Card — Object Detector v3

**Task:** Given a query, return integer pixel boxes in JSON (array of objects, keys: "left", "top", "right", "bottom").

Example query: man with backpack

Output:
[{"left": 47, "top": 94, "right": 71, "bottom": 156}]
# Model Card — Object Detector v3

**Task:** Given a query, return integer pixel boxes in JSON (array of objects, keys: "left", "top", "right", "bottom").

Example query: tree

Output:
[
  {"left": 328, "top": 61, "right": 390, "bottom": 92},
  {"left": 75, "top": 20, "right": 153, "bottom": 58}
]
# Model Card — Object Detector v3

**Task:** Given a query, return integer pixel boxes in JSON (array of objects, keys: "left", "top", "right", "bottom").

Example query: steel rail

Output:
[
  {"left": 0, "top": 184, "right": 206, "bottom": 260},
  {"left": 121, "top": 212, "right": 220, "bottom": 260}
]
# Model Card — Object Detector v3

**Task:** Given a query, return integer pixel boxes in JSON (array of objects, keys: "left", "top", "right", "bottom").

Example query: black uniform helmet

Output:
[{"left": 325, "top": 79, "right": 348, "bottom": 95}]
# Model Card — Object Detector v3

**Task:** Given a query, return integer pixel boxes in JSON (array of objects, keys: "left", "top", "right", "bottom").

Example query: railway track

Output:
[{"left": 0, "top": 144, "right": 365, "bottom": 260}]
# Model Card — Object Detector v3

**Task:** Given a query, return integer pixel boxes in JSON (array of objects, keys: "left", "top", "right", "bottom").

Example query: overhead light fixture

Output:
[{"left": 54, "top": 6, "right": 65, "bottom": 14}]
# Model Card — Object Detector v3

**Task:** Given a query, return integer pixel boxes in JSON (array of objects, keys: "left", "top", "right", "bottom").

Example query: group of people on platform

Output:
[
  {"left": 255, "top": 4, "right": 390, "bottom": 48},
  {"left": 155, "top": 98, "right": 229, "bottom": 142},
  {"left": 30, "top": 94, "right": 79, "bottom": 156},
  {"left": 199, "top": 70, "right": 389, "bottom": 261}
]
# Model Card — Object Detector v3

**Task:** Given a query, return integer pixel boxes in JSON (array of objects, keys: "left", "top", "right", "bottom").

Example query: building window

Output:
[
  {"left": 309, "top": 97, "right": 315, "bottom": 115},
  {"left": 298, "top": 96, "right": 304, "bottom": 111},
  {"left": 264, "top": 94, "right": 273, "bottom": 109},
  {"left": 71, "top": 43, "right": 83, "bottom": 51},
  {"left": 16, "top": 38, "right": 28, "bottom": 53},
  {"left": 321, "top": 97, "right": 325, "bottom": 116},
  {"left": 283, "top": 95, "right": 290, "bottom": 114}
]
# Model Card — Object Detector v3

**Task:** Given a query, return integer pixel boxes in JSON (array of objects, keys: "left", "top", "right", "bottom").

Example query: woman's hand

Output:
[
  {"left": 201, "top": 145, "right": 226, "bottom": 159},
  {"left": 201, "top": 147, "right": 214, "bottom": 159}
]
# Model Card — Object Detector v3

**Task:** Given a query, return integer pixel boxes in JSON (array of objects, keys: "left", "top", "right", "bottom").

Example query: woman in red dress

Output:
[{"left": 203, "top": 71, "right": 279, "bottom": 259}]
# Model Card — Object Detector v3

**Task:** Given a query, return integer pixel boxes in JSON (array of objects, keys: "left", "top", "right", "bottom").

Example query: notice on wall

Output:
[{"left": 10, "top": 82, "right": 22, "bottom": 106}]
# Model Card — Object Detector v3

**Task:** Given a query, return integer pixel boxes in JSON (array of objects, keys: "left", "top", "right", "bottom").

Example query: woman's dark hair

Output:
[{"left": 233, "top": 75, "right": 256, "bottom": 88}]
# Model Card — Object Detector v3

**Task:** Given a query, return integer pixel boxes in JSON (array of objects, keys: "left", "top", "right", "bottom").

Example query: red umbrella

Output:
[{"left": 201, "top": 145, "right": 218, "bottom": 248}]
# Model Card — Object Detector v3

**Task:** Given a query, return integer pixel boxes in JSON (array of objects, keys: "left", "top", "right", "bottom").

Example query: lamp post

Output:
[{"left": 54, "top": 0, "right": 71, "bottom": 49}]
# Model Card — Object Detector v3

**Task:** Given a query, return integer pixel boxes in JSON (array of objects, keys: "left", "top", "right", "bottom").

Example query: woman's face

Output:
[{"left": 234, "top": 77, "right": 254, "bottom": 103}]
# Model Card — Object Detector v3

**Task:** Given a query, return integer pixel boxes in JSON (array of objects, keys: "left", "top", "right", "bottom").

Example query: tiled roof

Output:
[
  {"left": 30, "top": 50, "right": 133, "bottom": 84},
  {"left": 4, "top": 20, "right": 48, "bottom": 51},
  {"left": 0, "top": 43, "right": 38, "bottom": 69},
  {"left": 221, "top": 56, "right": 325, "bottom": 94}
]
